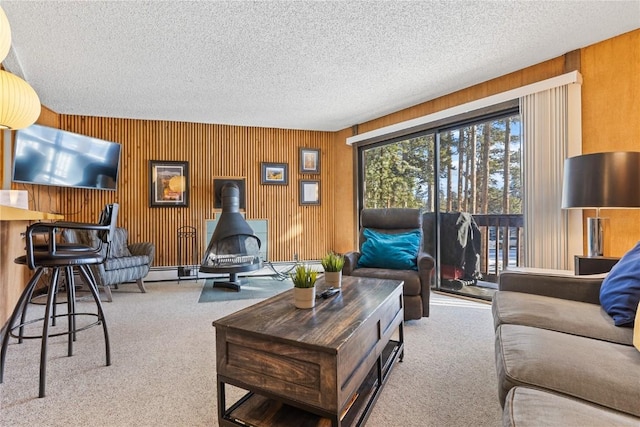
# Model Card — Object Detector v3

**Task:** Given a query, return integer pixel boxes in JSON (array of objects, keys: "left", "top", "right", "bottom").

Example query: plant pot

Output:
[
  {"left": 324, "top": 271, "right": 342, "bottom": 288},
  {"left": 293, "top": 286, "right": 316, "bottom": 309}
]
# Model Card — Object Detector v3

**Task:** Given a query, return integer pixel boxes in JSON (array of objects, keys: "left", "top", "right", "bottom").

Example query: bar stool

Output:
[{"left": 0, "top": 204, "right": 118, "bottom": 398}]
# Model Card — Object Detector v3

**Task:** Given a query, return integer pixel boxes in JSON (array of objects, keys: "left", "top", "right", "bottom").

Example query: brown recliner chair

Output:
[{"left": 343, "top": 208, "right": 434, "bottom": 320}]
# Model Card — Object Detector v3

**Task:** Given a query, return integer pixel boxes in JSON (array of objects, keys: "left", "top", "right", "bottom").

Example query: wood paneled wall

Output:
[
  {"left": 331, "top": 126, "right": 358, "bottom": 254},
  {"left": 54, "top": 117, "right": 339, "bottom": 266},
  {"left": 581, "top": 29, "right": 640, "bottom": 256}
]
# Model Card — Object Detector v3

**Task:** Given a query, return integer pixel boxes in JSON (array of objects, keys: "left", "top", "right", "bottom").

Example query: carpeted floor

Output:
[
  {"left": 0, "top": 280, "right": 502, "bottom": 426},
  {"left": 199, "top": 277, "right": 292, "bottom": 302}
]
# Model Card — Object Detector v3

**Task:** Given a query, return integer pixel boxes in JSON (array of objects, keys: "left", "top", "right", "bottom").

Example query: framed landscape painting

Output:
[
  {"left": 261, "top": 162, "right": 288, "bottom": 185},
  {"left": 149, "top": 160, "right": 189, "bottom": 207}
]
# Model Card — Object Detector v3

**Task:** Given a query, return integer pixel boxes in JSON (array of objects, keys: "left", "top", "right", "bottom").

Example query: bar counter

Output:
[{"left": 0, "top": 206, "right": 64, "bottom": 328}]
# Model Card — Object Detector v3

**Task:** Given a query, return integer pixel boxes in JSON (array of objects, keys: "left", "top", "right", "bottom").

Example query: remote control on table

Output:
[{"left": 319, "top": 287, "right": 340, "bottom": 299}]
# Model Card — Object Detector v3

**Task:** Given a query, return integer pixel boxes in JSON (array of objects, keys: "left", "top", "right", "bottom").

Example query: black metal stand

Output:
[
  {"left": 212, "top": 273, "right": 242, "bottom": 292},
  {"left": 177, "top": 226, "right": 199, "bottom": 281}
]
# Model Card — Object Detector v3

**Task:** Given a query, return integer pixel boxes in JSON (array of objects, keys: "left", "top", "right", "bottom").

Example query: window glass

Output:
[{"left": 358, "top": 112, "right": 522, "bottom": 300}]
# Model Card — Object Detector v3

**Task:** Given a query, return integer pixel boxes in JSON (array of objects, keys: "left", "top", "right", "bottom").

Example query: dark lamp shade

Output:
[{"left": 562, "top": 151, "right": 640, "bottom": 209}]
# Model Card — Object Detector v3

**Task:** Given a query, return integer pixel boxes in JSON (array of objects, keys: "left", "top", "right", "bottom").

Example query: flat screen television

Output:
[{"left": 12, "top": 124, "right": 121, "bottom": 191}]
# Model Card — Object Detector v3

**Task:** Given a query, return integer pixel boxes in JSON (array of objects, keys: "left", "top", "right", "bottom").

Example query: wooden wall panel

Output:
[
  {"left": 580, "top": 29, "right": 640, "bottom": 256},
  {"left": 55, "top": 116, "right": 337, "bottom": 266},
  {"left": 332, "top": 127, "right": 357, "bottom": 254}
]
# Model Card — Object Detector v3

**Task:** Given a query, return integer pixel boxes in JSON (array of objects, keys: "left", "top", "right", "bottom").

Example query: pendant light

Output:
[
  {"left": 0, "top": 6, "right": 41, "bottom": 130},
  {"left": 0, "top": 6, "right": 10, "bottom": 62}
]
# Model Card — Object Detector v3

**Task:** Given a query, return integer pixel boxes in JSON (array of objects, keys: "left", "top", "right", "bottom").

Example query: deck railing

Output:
[{"left": 472, "top": 214, "right": 524, "bottom": 281}]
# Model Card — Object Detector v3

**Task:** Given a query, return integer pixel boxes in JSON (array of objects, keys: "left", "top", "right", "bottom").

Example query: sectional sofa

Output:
[{"left": 492, "top": 269, "right": 640, "bottom": 426}]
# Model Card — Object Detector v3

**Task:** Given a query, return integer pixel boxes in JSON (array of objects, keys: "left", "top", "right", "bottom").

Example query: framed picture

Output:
[
  {"left": 213, "top": 177, "right": 246, "bottom": 210},
  {"left": 299, "top": 148, "right": 320, "bottom": 174},
  {"left": 261, "top": 162, "right": 288, "bottom": 185},
  {"left": 149, "top": 160, "right": 189, "bottom": 207},
  {"left": 300, "top": 180, "right": 320, "bottom": 205}
]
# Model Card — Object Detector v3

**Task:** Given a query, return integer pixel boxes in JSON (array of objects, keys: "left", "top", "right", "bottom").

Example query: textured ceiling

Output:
[{"left": 1, "top": 1, "right": 639, "bottom": 131}]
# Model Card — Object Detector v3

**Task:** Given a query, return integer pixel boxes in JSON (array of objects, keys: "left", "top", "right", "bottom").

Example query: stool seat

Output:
[{"left": 15, "top": 251, "right": 105, "bottom": 266}]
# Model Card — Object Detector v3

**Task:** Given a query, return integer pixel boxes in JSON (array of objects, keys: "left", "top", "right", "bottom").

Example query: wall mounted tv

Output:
[{"left": 12, "top": 124, "right": 121, "bottom": 191}]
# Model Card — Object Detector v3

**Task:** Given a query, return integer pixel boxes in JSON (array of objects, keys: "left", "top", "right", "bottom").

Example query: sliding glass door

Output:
[
  {"left": 435, "top": 113, "right": 522, "bottom": 299},
  {"left": 357, "top": 109, "right": 522, "bottom": 300}
]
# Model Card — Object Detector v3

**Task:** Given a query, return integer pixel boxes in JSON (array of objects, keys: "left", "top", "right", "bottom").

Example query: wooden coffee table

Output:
[{"left": 214, "top": 275, "right": 404, "bottom": 427}]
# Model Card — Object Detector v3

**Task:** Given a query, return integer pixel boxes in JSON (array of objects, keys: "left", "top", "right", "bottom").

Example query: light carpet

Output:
[{"left": 0, "top": 281, "right": 502, "bottom": 426}]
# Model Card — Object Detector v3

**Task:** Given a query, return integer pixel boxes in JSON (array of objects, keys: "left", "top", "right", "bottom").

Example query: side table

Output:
[{"left": 574, "top": 256, "right": 620, "bottom": 275}]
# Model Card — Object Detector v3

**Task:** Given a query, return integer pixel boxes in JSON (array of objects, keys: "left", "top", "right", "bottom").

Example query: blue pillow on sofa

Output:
[
  {"left": 357, "top": 228, "right": 421, "bottom": 271},
  {"left": 600, "top": 241, "right": 640, "bottom": 327}
]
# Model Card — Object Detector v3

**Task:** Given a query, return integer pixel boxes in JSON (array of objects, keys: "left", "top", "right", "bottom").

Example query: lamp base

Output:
[{"left": 587, "top": 217, "right": 608, "bottom": 257}]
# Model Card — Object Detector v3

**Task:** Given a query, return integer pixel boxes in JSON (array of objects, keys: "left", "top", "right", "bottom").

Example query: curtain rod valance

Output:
[{"left": 347, "top": 70, "right": 582, "bottom": 145}]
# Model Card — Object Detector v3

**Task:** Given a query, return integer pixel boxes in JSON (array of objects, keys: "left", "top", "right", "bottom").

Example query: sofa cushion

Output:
[
  {"left": 495, "top": 324, "right": 640, "bottom": 417},
  {"left": 357, "top": 228, "right": 420, "bottom": 270},
  {"left": 600, "top": 241, "right": 640, "bottom": 326},
  {"left": 104, "top": 255, "right": 150, "bottom": 271},
  {"left": 503, "top": 386, "right": 640, "bottom": 427},
  {"left": 492, "top": 291, "right": 634, "bottom": 345}
]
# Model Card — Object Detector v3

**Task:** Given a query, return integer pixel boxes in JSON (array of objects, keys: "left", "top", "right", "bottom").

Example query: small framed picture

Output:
[
  {"left": 149, "top": 160, "right": 189, "bottom": 207},
  {"left": 300, "top": 180, "right": 320, "bottom": 205},
  {"left": 299, "top": 148, "right": 320, "bottom": 174},
  {"left": 261, "top": 162, "right": 288, "bottom": 185}
]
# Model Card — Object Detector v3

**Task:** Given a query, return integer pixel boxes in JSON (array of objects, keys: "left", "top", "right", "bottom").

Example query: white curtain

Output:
[{"left": 520, "top": 83, "right": 582, "bottom": 270}]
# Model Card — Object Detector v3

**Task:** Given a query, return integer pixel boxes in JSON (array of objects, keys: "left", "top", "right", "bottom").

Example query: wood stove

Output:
[{"left": 200, "top": 182, "right": 262, "bottom": 291}]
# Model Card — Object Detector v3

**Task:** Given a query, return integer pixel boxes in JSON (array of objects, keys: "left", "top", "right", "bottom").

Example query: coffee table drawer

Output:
[{"left": 218, "top": 329, "right": 338, "bottom": 410}]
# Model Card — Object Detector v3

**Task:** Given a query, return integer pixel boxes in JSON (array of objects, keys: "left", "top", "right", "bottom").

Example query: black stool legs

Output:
[
  {"left": 0, "top": 267, "right": 45, "bottom": 382},
  {"left": 0, "top": 265, "right": 110, "bottom": 398},
  {"left": 78, "top": 264, "right": 111, "bottom": 367}
]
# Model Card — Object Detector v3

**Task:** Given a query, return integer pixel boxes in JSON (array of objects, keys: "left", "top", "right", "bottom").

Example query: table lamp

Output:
[{"left": 562, "top": 151, "right": 640, "bottom": 257}]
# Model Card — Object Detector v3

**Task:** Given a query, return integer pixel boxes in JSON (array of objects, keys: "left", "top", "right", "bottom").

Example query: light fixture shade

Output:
[
  {"left": 0, "top": 6, "right": 10, "bottom": 62},
  {"left": 0, "top": 70, "right": 41, "bottom": 130},
  {"left": 562, "top": 151, "right": 640, "bottom": 209}
]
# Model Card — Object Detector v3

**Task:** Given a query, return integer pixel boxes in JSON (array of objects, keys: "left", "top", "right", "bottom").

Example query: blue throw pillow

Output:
[
  {"left": 600, "top": 241, "right": 640, "bottom": 327},
  {"left": 357, "top": 228, "right": 421, "bottom": 270}
]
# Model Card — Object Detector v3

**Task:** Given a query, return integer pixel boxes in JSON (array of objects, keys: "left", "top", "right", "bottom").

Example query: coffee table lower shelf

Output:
[{"left": 220, "top": 340, "right": 403, "bottom": 427}]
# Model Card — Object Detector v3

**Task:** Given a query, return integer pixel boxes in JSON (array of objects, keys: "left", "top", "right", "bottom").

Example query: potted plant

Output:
[
  {"left": 321, "top": 251, "right": 345, "bottom": 288},
  {"left": 291, "top": 264, "right": 318, "bottom": 309}
]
